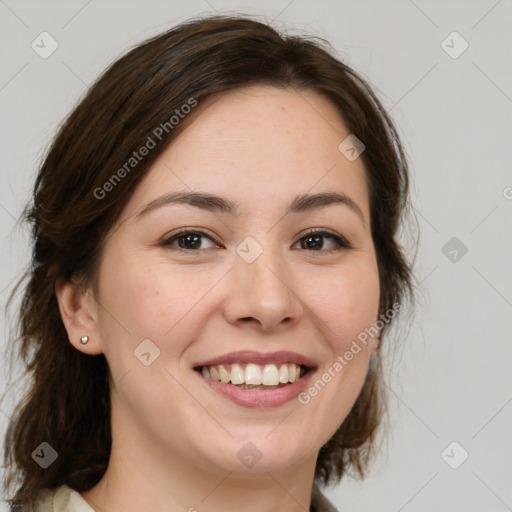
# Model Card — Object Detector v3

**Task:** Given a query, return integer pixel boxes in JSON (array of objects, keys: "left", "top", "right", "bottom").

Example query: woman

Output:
[{"left": 2, "top": 14, "right": 413, "bottom": 512}]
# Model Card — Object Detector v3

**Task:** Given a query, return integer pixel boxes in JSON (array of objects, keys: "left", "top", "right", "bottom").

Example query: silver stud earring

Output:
[{"left": 80, "top": 336, "right": 89, "bottom": 344}]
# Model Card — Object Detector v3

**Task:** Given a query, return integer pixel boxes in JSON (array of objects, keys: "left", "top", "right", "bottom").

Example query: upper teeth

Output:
[{"left": 200, "top": 363, "right": 303, "bottom": 385}]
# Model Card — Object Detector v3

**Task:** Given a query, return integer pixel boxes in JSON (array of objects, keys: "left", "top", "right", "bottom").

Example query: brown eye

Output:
[
  {"left": 161, "top": 230, "right": 219, "bottom": 251},
  {"left": 295, "top": 230, "right": 351, "bottom": 252}
]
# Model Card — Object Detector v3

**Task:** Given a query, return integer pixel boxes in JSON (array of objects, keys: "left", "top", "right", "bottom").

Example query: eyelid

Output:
[
  {"left": 295, "top": 227, "right": 346, "bottom": 240},
  {"left": 159, "top": 228, "right": 222, "bottom": 248}
]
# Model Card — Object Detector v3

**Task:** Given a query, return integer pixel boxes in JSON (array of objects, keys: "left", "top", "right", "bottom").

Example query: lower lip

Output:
[{"left": 196, "top": 370, "right": 315, "bottom": 408}]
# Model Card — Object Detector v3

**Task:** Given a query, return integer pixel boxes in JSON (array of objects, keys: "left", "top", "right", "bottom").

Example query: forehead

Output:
[{"left": 119, "top": 85, "right": 370, "bottom": 222}]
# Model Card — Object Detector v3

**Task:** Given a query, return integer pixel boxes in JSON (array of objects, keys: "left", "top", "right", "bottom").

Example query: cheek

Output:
[
  {"left": 96, "top": 254, "right": 221, "bottom": 348},
  {"left": 292, "top": 262, "right": 380, "bottom": 447},
  {"left": 301, "top": 260, "right": 380, "bottom": 351},
  {"left": 97, "top": 258, "right": 166, "bottom": 335}
]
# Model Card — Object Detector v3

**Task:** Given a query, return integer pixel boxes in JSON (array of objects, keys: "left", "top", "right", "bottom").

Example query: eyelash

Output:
[{"left": 159, "top": 228, "right": 352, "bottom": 253}]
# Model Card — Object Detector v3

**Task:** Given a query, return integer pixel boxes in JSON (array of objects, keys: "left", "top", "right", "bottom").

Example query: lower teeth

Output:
[{"left": 231, "top": 383, "right": 289, "bottom": 390}]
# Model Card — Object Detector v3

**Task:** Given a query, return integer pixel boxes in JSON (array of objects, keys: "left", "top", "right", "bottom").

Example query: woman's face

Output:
[{"left": 88, "top": 86, "right": 380, "bottom": 476}]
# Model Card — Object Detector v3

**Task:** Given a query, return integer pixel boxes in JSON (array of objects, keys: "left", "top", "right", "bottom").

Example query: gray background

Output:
[{"left": 1, "top": 0, "right": 511, "bottom": 510}]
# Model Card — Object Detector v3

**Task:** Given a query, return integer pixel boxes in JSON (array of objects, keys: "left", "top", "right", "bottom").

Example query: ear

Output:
[{"left": 55, "top": 277, "right": 104, "bottom": 355}]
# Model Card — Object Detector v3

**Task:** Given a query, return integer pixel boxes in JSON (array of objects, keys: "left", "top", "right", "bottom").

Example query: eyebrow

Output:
[{"left": 136, "top": 190, "right": 365, "bottom": 224}]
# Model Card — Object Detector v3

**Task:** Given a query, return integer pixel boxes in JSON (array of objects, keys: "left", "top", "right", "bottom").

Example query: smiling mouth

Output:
[{"left": 194, "top": 362, "right": 310, "bottom": 390}]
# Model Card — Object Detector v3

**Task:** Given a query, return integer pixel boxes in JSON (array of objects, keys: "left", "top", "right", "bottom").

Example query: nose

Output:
[{"left": 222, "top": 246, "right": 304, "bottom": 332}]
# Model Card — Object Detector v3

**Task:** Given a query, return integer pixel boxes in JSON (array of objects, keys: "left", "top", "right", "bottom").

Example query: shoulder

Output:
[
  {"left": 33, "top": 483, "right": 336, "bottom": 512},
  {"left": 311, "top": 483, "right": 339, "bottom": 512},
  {"left": 34, "top": 485, "right": 94, "bottom": 512}
]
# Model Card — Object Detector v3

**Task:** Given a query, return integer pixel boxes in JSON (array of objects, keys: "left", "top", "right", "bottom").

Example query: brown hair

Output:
[{"left": 2, "top": 14, "right": 414, "bottom": 509}]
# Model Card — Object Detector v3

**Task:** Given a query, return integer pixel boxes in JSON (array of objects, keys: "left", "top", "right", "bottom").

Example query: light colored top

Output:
[
  {"left": 34, "top": 486, "right": 93, "bottom": 512},
  {"left": 34, "top": 483, "right": 338, "bottom": 511}
]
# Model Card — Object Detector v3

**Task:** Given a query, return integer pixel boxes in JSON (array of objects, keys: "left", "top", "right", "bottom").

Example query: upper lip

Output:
[{"left": 193, "top": 350, "right": 317, "bottom": 369}]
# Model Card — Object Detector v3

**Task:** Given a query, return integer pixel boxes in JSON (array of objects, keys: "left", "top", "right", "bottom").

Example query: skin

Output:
[{"left": 56, "top": 85, "right": 380, "bottom": 512}]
